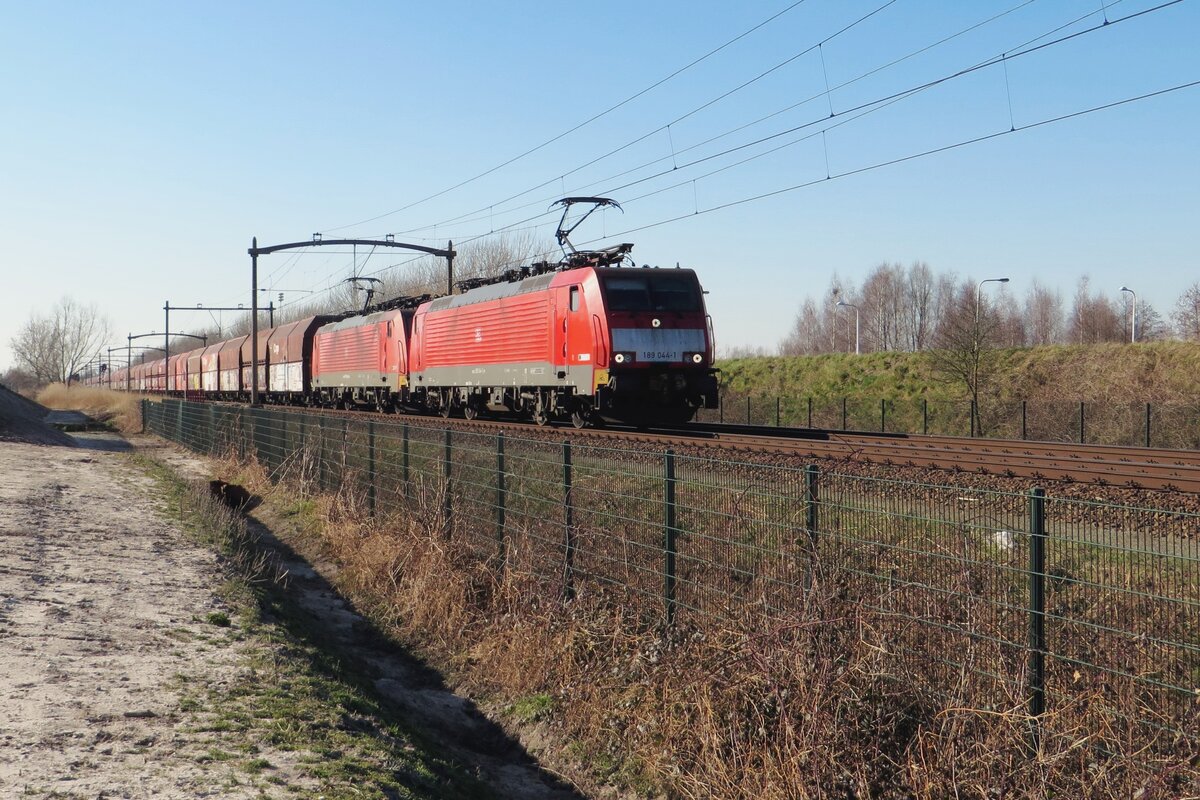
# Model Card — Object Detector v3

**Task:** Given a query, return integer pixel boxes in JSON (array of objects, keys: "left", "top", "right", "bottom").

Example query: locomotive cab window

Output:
[
  {"left": 569, "top": 286, "right": 580, "bottom": 312},
  {"left": 602, "top": 274, "right": 701, "bottom": 312}
]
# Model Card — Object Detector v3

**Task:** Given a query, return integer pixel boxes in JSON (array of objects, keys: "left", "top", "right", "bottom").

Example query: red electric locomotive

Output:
[
  {"left": 309, "top": 301, "right": 423, "bottom": 410},
  {"left": 409, "top": 243, "right": 717, "bottom": 426}
]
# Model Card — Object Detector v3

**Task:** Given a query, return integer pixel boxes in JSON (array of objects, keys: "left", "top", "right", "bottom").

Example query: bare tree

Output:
[
  {"left": 1023, "top": 281, "right": 1064, "bottom": 345},
  {"left": 0, "top": 366, "right": 39, "bottom": 394},
  {"left": 1172, "top": 282, "right": 1200, "bottom": 341},
  {"left": 1132, "top": 300, "right": 1168, "bottom": 342},
  {"left": 1067, "top": 276, "right": 1123, "bottom": 344},
  {"left": 779, "top": 298, "right": 828, "bottom": 355},
  {"left": 722, "top": 344, "right": 771, "bottom": 359},
  {"left": 11, "top": 297, "right": 112, "bottom": 385},
  {"left": 859, "top": 263, "right": 904, "bottom": 352},
  {"left": 781, "top": 276, "right": 844, "bottom": 355},
  {"left": 898, "top": 261, "right": 937, "bottom": 351},
  {"left": 929, "top": 281, "right": 1003, "bottom": 435},
  {"left": 373, "top": 231, "right": 551, "bottom": 301},
  {"left": 994, "top": 291, "right": 1027, "bottom": 348}
]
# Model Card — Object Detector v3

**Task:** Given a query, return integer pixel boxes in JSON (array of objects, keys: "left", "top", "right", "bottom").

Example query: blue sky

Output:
[{"left": 2, "top": 0, "right": 1197, "bottom": 370}]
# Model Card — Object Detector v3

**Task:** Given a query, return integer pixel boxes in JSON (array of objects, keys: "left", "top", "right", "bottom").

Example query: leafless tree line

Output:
[
  {"left": 7, "top": 297, "right": 112, "bottom": 386},
  {"left": 775, "top": 262, "right": 1200, "bottom": 356}
]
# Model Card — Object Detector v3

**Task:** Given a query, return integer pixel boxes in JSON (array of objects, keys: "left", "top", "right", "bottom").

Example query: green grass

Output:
[
  {"left": 718, "top": 341, "right": 1200, "bottom": 405},
  {"left": 505, "top": 693, "right": 554, "bottom": 723}
]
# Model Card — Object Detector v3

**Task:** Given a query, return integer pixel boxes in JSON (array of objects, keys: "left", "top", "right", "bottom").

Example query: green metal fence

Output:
[{"left": 144, "top": 399, "right": 1199, "bottom": 753}]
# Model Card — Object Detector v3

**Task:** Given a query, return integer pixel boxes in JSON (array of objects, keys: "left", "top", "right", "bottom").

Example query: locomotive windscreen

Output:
[{"left": 602, "top": 273, "right": 701, "bottom": 312}]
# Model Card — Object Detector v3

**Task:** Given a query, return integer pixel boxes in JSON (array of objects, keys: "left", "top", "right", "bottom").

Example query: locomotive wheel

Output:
[
  {"left": 463, "top": 405, "right": 478, "bottom": 421},
  {"left": 571, "top": 410, "right": 588, "bottom": 429}
]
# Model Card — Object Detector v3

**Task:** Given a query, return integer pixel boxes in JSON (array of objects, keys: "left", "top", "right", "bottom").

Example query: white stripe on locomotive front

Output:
[{"left": 610, "top": 328, "right": 706, "bottom": 362}]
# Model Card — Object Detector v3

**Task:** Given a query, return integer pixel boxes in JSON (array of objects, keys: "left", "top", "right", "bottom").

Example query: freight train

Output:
[{"left": 87, "top": 219, "right": 718, "bottom": 427}]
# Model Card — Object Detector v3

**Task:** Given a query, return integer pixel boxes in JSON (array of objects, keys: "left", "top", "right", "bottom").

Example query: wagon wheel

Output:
[
  {"left": 463, "top": 405, "right": 478, "bottom": 421},
  {"left": 440, "top": 404, "right": 452, "bottom": 418},
  {"left": 533, "top": 407, "right": 550, "bottom": 426},
  {"left": 570, "top": 410, "right": 588, "bottom": 429}
]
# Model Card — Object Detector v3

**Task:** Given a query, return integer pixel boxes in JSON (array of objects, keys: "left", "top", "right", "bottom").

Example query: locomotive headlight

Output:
[{"left": 691, "top": 353, "right": 703, "bottom": 364}]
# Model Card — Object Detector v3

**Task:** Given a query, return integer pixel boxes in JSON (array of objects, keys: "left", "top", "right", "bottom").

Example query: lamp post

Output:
[
  {"left": 836, "top": 301, "right": 860, "bottom": 354},
  {"left": 975, "top": 277, "right": 1010, "bottom": 324},
  {"left": 1120, "top": 286, "right": 1136, "bottom": 343}
]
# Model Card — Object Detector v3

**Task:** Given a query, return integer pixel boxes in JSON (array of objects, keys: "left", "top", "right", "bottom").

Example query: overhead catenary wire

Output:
[
  {"left": 378, "top": 0, "right": 1103, "bottom": 241},
  {"left": 255, "top": 69, "right": 1200, "bottom": 316},
  {"left": 229, "top": 1, "right": 1092, "bottom": 311},
  {"left": 385, "top": 0, "right": 905, "bottom": 240},
  {"left": 322, "top": 0, "right": 816, "bottom": 233},
  {"left": 582, "top": 79, "right": 1200, "bottom": 245},
  {"left": 206, "top": 1, "right": 1188, "bottom": 325},
  {"left": 384, "top": 0, "right": 1178, "bottom": 249}
]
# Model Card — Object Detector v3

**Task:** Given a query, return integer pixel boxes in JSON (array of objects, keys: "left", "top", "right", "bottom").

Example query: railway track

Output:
[
  {"left": 283, "top": 404, "right": 1200, "bottom": 495},
  {"left": 687, "top": 424, "right": 1200, "bottom": 494}
]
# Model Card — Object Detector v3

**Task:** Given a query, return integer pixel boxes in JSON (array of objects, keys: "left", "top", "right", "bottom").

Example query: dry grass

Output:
[
  {"left": 37, "top": 383, "right": 146, "bottom": 433},
  {"left": 138, "top": 397, "right": 1194, "bottom": 800},
  {"left": 194, "top": 442, "right": 1198, "bottom": 800}
]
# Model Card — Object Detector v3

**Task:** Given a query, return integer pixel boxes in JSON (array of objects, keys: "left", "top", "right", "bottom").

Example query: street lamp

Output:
[
  {"left": 836, "top": 300, "right": 860, "bottom": 355},
  {"left": 975, "top": 277, "right": 1010, "bottom": 324},
  {"left": 1120, "top": 286, "right": 1136, "bottom": 343}
]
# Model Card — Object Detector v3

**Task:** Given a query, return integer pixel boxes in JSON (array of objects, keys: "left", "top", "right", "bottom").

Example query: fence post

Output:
[
  {"left": 442, "top": 429, "right": 453, "bottom": 539},
  {"left": 1027, "top": 487, "right": 1047, "bottom": 754},
  {"left": 366, "top": 420, "right": 376, "bottom": 517},
  {"left": 252, "top": 407, "right": 263, "bottom": 466},
  {"left": 1145, "top": 403, "right": 1151, "bottom": 448},
  {"left": 970, "top": 401, "right": 977, "bottom": 437},
  {"left": 341, "top": 418, "right": 348, "bottom": 485},
  {"left": 804, "top": 465, "right": 820, "bottom": 591},
  {"left": 318, "top": 415, "right": 327, "bottom": 490},
  {"left": 664, "top": 449, "right": 677, "bottom": 626},
  {"left": 841, "top": 398, "right": 847, "bottom": 431},
  {"left": 496, "top": 432, "right": 506, "bottom": 570},
  {"left": 208, "top": 403, "right": 216, "bottom": 455},
  {"left": 746, "top": 396, "right": 751, "bottom": 425},
  {"left": 775, "top": 397, "right": 781, "bottom": 427},
  {"left": 402, "top": 423, "right": 411, "bottom": 500},
  {"left": 236, "top": 405, "right": 245, "bottom": 460},
  {"left": 562, "top": 440, "right": 575, "bottom": 601},
  {"left": 807, "top": 397, "right": 813, "bottom": 429},
  {"left": 1021, "top": 400, "right": 1027, "bottom": 441},
  {"left": 880, "top": 399, "right": 886, "bottom": 433},
  {"left": 295, "top": 412, "right": 304, "bottom": 482},
  {"left": 922, "top": 398, "right": 928, "bottom": 435},
  {"left": 1079, "top": 401, "right": 1085, "bottom": 444}
]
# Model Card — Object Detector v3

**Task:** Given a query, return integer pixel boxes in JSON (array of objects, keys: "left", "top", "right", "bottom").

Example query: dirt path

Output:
[
  {"left": 0, "top": 427, "right": 586, "bottom": 799},
  {"left": 0, "top": 435, "right": 280, "bottom": 798}
]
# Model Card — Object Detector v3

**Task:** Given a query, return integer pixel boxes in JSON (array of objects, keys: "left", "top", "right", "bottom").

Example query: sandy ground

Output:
[
  {"left": 0, "top": 406, "right": 584, "bottom": 799},
  {"left": 0, "top": 433, "right": 298, "bottom": 798},
  {"left": 145, "top": 438, "right": 585, "bottom": 800}
]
